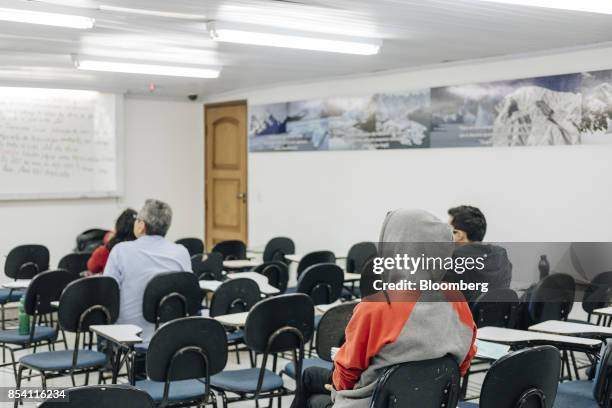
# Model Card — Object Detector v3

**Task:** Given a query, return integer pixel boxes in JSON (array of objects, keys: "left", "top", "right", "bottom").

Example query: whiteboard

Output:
[{"left": 0, "top": 87, "right": 122, "bottom": 200}]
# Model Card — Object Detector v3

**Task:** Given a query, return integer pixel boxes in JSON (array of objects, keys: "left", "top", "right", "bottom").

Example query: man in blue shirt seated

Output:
[{"left": 104, "top": 198, "right": 192, "bottom": 343}]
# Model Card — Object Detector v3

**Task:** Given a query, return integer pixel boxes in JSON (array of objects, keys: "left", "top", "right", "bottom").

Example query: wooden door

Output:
[{"left": 204, "top": 101, "right": 248, "bottom": 249}]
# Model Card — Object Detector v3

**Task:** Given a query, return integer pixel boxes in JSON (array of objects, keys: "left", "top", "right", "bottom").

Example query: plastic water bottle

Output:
[
  {"left": 18, "top": 296, "right": 30, "bottom": 336},
  {"left": 538, "top": 255, "right": 550, "bottom": 281}
]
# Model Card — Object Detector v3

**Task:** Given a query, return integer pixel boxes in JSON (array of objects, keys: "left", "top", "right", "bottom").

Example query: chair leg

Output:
[
  {"left": 221, "top": 392, "right": 229, "bottom": 408},
  {"left": 41, "top": 372, "right": 47, "bottom": 390},
  {"left": 8, "top": 348, "right": 17, "bottom": 381},
  {"left": 570, "top": 352, "right": 580, "bottom": 380},
  {"left": 234, "top": 343, "right": 241, "bottom": 364},
  {"left": 13, "top": 365, "right": 23, "bottom": 408}
]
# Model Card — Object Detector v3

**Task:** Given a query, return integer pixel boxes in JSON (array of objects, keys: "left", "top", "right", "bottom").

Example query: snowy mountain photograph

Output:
[{"left": 248, "top": 68, "right": 612, "bottom": 152}]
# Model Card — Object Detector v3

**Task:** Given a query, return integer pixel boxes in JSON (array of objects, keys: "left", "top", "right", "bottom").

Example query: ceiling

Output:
[{"left": 0, "top": 0, "right": 611, "bottom": 98}]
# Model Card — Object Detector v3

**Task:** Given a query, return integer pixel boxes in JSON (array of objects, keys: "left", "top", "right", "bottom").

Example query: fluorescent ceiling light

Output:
[
  {"left": 74, "top": 59, "right": 220, "bottom": 78},
  {"left": 0, "top": 7, "right": 94, "bottom": 29},
  {"left": 210, "top": 26, "right": 380, "bottom": 55},
  {"left": 99, "top": 5, "right": 206, "bottom": 20},
  {"left": 475, "top": 0, "right": 612, "bottom": 15}
]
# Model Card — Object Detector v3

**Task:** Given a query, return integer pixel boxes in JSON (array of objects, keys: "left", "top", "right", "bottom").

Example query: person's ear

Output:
[{"left": 453, "top": 229, "right": 468, "bottom": 243}]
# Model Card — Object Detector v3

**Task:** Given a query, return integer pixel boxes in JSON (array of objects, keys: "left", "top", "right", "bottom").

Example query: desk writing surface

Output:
[
  {"left": 227, "top": 272, "right": 280, "bottom": 295},
  {"left": 214, "top": 312, "right": 249, "bottom": 328},
  {"left": 477, "top": 326, "right": 601, "bottom": 347},
  {"left": 199, "top": 280, "right": 223, "bottom": 292},
  {"left": 529, "top": 320, "right": 612, "bottom": 337},
  {"left": 223, "top": 260, "right": 260, "bottom": 269},
  {"left": 593, "top": 307, "right": 612, "bottom": 316},
  {"left": 476, "top": 340, "right": 511, "bottom": 360},
  {"left": 1, "top": 280, "right": 31, "bottom": 289},
  {"left": 90, "top": 324, "right": 143, "bottom": 345}
]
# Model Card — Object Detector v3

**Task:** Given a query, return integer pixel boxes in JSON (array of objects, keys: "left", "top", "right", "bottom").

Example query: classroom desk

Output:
[
  {"left": 343, "top": 272, "right": 361, "bottom": 283},
  {"left": 529, "top": 320, "right": 612, "bottom": 339},
  {"left": 199, "top": 272, "right": 280, "bottom": 296},
  {"left": 1, "top": 280, "right": 31, "bottom": 289},
  {"left": 90, "top": 324, "right": 143, "bottom": 384},
  {"left": 223, "top": 259, "right": 261, "bottom": 269},
  {"left": 477, "top": 326, "right": 601, "bottom": 353},
  {"left": 214, "top": 312, "right": 249, "bottom": 328},
  {"left": 285, "top": 253, "right": 347, "bottom": 263},
  {"left": 593, "top": 306, "right": 612, "bottom": 317}
]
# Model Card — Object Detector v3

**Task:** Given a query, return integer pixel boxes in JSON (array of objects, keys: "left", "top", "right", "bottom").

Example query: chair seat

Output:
[
  {"left": 554, "top": 380, "right": 597, "bottom": 408},
  {"left": 458, "top": 402, "right": 478, "bottom": 407},
  {"left": 285, "top": 287, "right": 297, "bottom": 294},
  {"left": 211, "top": 368, "right": 284, "bottom": 393},
  {"left": 20, "top": 350, "right": 107, "bottom": 371},
  {"left": 284, "top": 358, "right": 333, "bottom": 379},
  {"left": 227, "top": 329, "right": 244, "bottom": 342},
  {"left": 0, "top": 326, "right": 56, "bottom": 345},
  {"left": 0, "top": 289, "right": 24, "bottom": 304},
  {"left": 136, "top": 378, "right": 208, "bottom": 403}
]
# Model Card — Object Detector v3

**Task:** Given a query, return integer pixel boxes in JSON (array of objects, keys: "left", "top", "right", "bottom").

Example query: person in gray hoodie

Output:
[
  {"left": 446, "top": 205, "right": 513, "bottom": 302},
  {"left": 292, "top": 209, "right": 477, "bottom": 408}
]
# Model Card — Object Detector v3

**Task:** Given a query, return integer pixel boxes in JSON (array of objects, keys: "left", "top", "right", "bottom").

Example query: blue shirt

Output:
[{"left": 104, "top": 235, "right": 192, "bottom": 342}]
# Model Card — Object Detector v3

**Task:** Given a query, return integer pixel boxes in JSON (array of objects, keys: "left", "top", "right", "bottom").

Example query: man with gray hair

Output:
[{"left": 104, "top": 199, "right": 191, "bottom": 342}]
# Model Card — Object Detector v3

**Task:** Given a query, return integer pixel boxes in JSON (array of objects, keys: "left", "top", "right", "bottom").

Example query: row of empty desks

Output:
[
  {"left": 199, "top": 272, "right": 281, "bottom": 296},
  {"left": 479, "top": 326, "right": 602, "bottom": 354}
]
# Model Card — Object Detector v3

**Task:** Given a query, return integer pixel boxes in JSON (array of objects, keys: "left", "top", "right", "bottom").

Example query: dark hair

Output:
[
  {"left": 448, "top": 205, "right": 487, "bottom": 242},
  {"left": 106, "top": 208, "right": 137, "bottom": 251}
]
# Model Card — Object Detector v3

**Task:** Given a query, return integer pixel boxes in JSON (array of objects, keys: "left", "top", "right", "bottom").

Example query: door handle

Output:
[{"left": 237, "top": 192, "right": 247, "bottom": 202}]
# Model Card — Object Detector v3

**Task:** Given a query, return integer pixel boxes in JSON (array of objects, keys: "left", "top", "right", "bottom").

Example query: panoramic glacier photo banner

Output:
[{"left": 248, "top": 68, "right": 612, "bottom": 152}]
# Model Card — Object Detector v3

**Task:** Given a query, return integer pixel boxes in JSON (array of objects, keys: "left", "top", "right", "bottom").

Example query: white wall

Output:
[
  {"left": 0, "top": 99, "right": 203, "bottom": 279},
  {"left": 204, "top": 45, "right": 612, "bottom": 257}
]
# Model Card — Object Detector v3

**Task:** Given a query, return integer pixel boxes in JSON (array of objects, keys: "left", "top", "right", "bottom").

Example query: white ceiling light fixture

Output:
[
  {"left": 99, "top": 5, "right": 206, "bottom": 20},
  {"left": 475, "top": 0, "right": 612, "bottom": 15},
  {"left": 208, "top": 22, "right": 381, "bottom": 55},
  {"left": 73, "top": 57, "right": 220, "bottom": 79},
  {"left": 0, "top": 7, "right": 94, "bottom": 29}
]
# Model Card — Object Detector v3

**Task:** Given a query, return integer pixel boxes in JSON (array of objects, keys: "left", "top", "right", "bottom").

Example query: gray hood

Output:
[{"left": 378, "top": 209, "right": 453, "bottom": 284}]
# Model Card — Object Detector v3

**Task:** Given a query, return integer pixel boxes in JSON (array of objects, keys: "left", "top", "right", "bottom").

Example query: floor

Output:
[{"left": 0, "top": 303, "right": 592, "bottom": 407}]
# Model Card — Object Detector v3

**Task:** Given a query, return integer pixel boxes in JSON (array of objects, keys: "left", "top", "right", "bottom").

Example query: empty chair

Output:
[
  {"left": 175, "top": 238, "right": 205, "bottom": 257},
  {"left": 212, "top": 240, "right": 247, "bottom": 261},
  {"left": 75, "top": 228, "right": 109, "bottom": 253},
  {"left": 282, "top": 302, "right": 356, "bottom": 379},
  {"left": 0, "top": 269, "right": 77, "bottom": 378},
  {"left": 459, "top": 346, "right": 561, "bottom": 408},
  {"left": 143, "top": 272, "right": 202, "bottom": 329},
  {"left": 135, "top": 317, "right": 227, "bottom": 407},
  {"left": 346, "top": 242, "right": 377, "bottom": 274},
  {"left": 58, "top": 252, "right": 91, "bottom": 275},
  {"left": 296, "top": 264, "right": 344, "bottom": 306},
  {"left": 2, "top": 244, "right": 50, "bottom": 329},
  {"left": 296, "top": 251, "right": 336, "bottom": 279},
  {"left": 528, "top": 274, "right": 576, "bottom": 325},
  {"left": 5, "top": 244, "right": 49, "bottom": 280},
  {"left": 39, "top": 385, "right": 155, "bottom": 408},
  {"left": 370, "top": 356, "right": 461, "bottom": 408},
  {"left": 577, "top": 271, "right": 612, "bottom": 324},
  {"left": 554, "top": 342, "right": 612, "bottom": 408},
  {"left": 210, "top": 279, "right": 261, "bottom": 364},
  {"left": 262, "top": 237, "right": 295, "bottom": 264},
  {"left": 211, "top": 293, "right": 314, "bottom": 407},
  {"left": 14, "top": 276, "right": 120, "bottom": 405},
  {"left": 192, "top": 252, "right": 224, "bottom": 281},
  {"left": 470, "top": 289, "right": 519, "bottom": 328},
  {"left": 253, "top": 261, "right": 289, "bottom": 293}
]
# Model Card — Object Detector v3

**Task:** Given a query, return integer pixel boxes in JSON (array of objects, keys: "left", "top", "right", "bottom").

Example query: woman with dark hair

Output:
[{"left": 86, "top": 208, "right": 137, "bottom": 275}]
